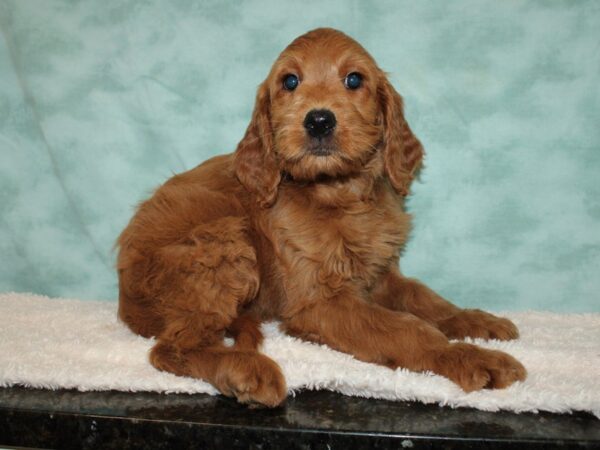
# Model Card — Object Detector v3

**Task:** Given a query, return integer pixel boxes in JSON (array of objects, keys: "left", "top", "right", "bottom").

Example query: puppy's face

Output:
[
  {"left": 266, "top": 31, "right": 382, "bottom": 181},
  {"left": 234, "top": 28, "right": 424, "bottom": 207}
]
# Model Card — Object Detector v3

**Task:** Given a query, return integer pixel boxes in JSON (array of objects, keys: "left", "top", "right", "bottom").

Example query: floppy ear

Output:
[
  {"left": 378, "top": 75, "right": 424, "bottom": 196},
  {"left": 234, "top": 81, "right": 281, "bottom": 207}
]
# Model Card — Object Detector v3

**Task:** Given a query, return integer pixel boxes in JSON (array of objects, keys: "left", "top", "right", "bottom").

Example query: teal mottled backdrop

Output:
[{"left": 0, "top": 1, "right": 599, "bottom": 311}]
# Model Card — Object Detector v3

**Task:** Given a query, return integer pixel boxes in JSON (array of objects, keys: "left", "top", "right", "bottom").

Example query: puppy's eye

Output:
[
  {"left": 344, "top": 72, "right": 363, "bottom": 90},
  {"left": 283, "top": 74, "right": 299, "bottom": 91}
]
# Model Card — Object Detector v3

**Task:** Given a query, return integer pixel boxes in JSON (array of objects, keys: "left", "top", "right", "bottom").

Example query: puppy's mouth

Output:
[
  {"left": 307, "top": 146, "right": 336, "bottom": 157},
  {"left": 305, "top": 135, "right": 337, "bottom": 157}
]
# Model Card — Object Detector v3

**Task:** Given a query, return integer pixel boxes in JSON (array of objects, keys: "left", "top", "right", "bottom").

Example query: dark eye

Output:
[
  {"left": 283, "top": 74, "right": 299, "bottom": 91},
  {"left": 344, "top": 72, "right": 363, "bottom": 90}
]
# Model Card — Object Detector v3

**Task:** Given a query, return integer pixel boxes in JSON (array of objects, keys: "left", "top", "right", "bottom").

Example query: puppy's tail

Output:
[{"left": 227, "top": 314, "right": 264, "bottom": 351}]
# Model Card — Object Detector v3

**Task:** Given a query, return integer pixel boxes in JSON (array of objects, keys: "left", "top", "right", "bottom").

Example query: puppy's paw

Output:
[
  {"left": 433, "top": 343, "right": 526, "bottom": 392},
  {"left": 215, "top": 351, "right": 287, "bottom": 408},
  {"left": 437, "top": 309, "right": 519, "bottom": 341}
]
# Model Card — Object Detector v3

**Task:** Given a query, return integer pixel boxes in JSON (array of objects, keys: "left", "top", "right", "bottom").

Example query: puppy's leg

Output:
[
  {"left": 371, "top": 271, "right": 519, "bottom": 341},
  {"left": 227, "top": 313, "right": 264, "bottom": 351},
  {"left": 150, "top": 342, "right": 286, "bottom": 407},
  {"left": 144, "top": 217, "right": 286, "bottom": 407},
  {"left": 283, "top": 292, "right": 525, "bottom": 392}
]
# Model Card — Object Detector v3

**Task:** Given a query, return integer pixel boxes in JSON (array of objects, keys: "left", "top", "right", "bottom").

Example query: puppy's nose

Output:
[{"left": 303, "top": 109, "right": 336, "bottom": 138}]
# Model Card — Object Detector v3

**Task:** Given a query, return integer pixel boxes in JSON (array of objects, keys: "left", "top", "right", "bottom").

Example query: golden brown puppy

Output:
[{"left": 117, "top": 28, "right": 526, "bottom": 407}]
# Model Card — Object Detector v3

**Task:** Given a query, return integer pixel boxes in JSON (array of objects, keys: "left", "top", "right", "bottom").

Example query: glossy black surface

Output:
[{"left": 0, "top": 386, "right": 598, "bottom": 449}]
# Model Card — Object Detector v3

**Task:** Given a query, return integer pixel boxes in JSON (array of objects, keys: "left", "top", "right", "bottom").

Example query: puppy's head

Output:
[{"left": 235, "top": 28, "right": 424, "bottom": 207}]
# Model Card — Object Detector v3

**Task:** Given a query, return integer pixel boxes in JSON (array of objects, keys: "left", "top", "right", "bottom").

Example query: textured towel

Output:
[{"left": 0, "top": 292, "right": 598, "bottom": 418}]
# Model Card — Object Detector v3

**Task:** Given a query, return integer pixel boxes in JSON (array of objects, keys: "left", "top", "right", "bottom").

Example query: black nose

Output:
[{"left": 303, "top": 109, "right": 336, "bottom": 138}]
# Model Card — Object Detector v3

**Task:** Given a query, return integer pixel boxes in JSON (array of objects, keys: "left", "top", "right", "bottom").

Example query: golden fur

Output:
[{"left": 117, "top": 28, "right": 526, "bottom": 407}]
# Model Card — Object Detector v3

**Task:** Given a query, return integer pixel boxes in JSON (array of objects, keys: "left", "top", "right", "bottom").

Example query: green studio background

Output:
[{"left": 0, "top": 0, "right": 598, "bottom": 311}]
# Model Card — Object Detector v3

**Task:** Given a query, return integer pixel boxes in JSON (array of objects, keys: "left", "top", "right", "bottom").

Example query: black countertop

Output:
[{"left": 0, "top": 386, "right": 598, "bottom": 449}]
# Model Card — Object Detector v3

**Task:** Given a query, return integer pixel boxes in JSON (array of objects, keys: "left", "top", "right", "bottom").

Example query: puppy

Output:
[{"left": 117, "top": 28, "right": 526, "bottom": 407}]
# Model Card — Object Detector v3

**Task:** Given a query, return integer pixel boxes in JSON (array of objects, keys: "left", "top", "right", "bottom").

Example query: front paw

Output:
[
  {"left": 437, "top": 309, "right": 519, "bottom": 341},
  {"left": 433, "top": 343, "right": 527, "bottom": 392},
  {"left": 214, "top": 351, "right": 287, "bottom": 408}
]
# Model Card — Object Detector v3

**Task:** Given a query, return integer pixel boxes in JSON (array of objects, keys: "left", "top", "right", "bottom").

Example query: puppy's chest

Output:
[{"left": 267, "top": 200, "right": 410, "bottom": 290}]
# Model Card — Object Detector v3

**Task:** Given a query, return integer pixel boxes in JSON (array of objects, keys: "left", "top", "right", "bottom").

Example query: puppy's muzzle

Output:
[{"left": 303, "top": 109, "right": 336, "bottom": 139}]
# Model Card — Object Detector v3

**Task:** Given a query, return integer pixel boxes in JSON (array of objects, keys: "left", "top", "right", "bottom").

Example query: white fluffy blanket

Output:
[{"left": 1, "top": 292, "right": 598, "bottom": 418}]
